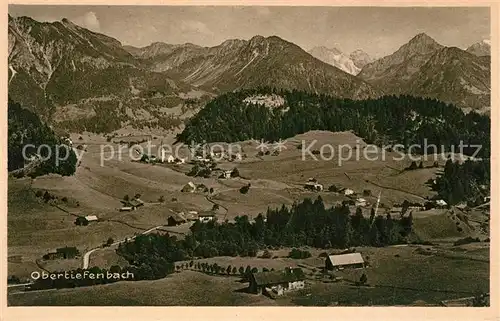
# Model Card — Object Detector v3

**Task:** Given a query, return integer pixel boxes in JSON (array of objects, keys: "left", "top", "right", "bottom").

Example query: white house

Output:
[
  {"left": 249, "top": 268, "right": 305, "bottom": 295},
  {"left": 355, "top": 198, "right": 367, "bottom": 207},
  {"left": 435, "top": 199, "right": 448, "bottom": 207},
  {"left": 344, "top": 188, "right": 355, "bottom": 196}
]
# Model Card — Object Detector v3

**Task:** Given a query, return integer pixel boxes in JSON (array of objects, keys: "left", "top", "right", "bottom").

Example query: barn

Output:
[
  {"left": 168, "top": 213, "right": 187, "bottom": 226},
  {"left": 325, "top": 252, "right": 365, "bottom": 271},
  {"left": 248, "top": 267, "right": 305, "bottom": 296}
]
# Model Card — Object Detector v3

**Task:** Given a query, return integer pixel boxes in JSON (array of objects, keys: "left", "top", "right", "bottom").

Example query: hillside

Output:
[
  {"left": 177, "top": 88, "right": 490, "bottom": 159},
  {"left": 406, "top": 47, "right": 490, "bottom": 110},
  {"left": 358, "top": 33, "right": 490, "bottom": 110},
  {"left": 466, "top": 40, "right": 490, "bottom": 57},
  {"left": 129, "top": 36, "right": 380, "bottom": 99},
  {"left": 8, "top": 98, "right": 77, "bottom": 177},
  {"left": 8, "top": 15, "right": 207, "bottom": 133}
]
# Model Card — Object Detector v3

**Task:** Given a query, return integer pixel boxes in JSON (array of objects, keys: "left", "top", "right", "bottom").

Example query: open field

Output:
[
  {"left": 8, "top": 130, "right": 489, "bottom": 304},
  {"left": 8, "top": 243, "right": 489, "bottom": 306}
]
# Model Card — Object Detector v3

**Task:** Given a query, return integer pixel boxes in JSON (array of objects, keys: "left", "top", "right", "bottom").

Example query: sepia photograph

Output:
[{"left": 5, "top": 3, "right": 494, "bottom": 309}]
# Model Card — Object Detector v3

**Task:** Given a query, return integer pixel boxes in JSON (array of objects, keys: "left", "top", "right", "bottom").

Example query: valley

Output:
[{"left": 6, "top": 7, "right": 492, "bottom": 308}]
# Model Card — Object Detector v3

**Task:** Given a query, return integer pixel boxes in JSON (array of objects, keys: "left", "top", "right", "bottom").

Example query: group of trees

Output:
[
  {"left": 432, "top": 159, "right": 490, "bottom": 205},
  {"left": 177, "top": 261, "right": 273, "bottom": 279},
  {"left": 115, "top": 197, "right": 414, "bottom": 281},
  {"left": 8, "top": 98, "right": 77, "bottom": 177},
  {"left": 177, "top": 88, "right": 490, "bottom": 158}
]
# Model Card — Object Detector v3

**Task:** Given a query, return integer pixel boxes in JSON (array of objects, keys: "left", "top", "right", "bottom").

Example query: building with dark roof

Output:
[
  {"left": 248, "top": 267, "right": 305, "bottom": 296},
  {"left": 167, "top": 213, "right": 187, "bottom": 226}
]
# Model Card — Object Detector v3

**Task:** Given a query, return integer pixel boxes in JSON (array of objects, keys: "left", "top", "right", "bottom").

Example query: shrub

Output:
[
  {"left": 158, "top": 196, "right": 165, "bottom": 203},
  {"left": 261, "top": 249, "right": 273, "bottom": 259},
  {"left": 453, "top": 237, "right": 481, "bottom": 246},
  {"left": 288, "top": 248, "right": 312, "bottom": 259},
  {"left": 35, "top": 190, "right": 43, "bottom": 198},
  {"left": 318, "top": 252, "right": 329, "bottom": 258},
  {"left": 106, "top": 237, "right": 114, "bottom": 246},
  {"left": 61, "top": 197, "right": 68, "bottom": 202},
  {"left": 239, "top": 184, "right": 251, "bottom": 194}
]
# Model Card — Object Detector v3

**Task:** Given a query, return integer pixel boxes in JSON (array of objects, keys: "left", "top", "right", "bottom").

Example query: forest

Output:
[
  {"left": 8, "top": 98, "right": 77, "bottom": 177},
  {"left": 432, "top": 159, "right": 490, "bottom": 205},
  {"left": 114, "top": 197, "right": 414, "bottom": 280},
  {"left": 177, "top": 88, "right": 490, "bottom": 158}
]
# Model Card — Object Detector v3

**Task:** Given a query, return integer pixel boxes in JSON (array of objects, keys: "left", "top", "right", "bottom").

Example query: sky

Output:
[{"left": 8, "top": 5, "right": 491, "bottom": 58}]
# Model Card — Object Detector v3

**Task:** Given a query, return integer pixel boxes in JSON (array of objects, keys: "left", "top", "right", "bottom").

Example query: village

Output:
[{"left": 6, "top": 129, "right": 490, "bottom": 307}]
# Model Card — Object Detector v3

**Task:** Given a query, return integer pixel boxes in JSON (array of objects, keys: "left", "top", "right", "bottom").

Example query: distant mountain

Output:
[
  {"left": 349, "top": 49, "right": 374, "bottom": 69},
  {"left": 358, "top": 33, "right": 490, "bottom": 110},
  {"left": 308, "top": 46, "right": 361, "bottom": 75},
  {"left": 132, "top": 36, "right": 380, "bottom": 99},
  {"left": 358, "top": 33, "right": 444, "bottom": 94},
  {"left": 406, "top": 47, "right": 490, "bottom": 110},
  {"left": 8, "top": 15, "right": 203, "bottom": 133},
  {"left": 466, "top": 40, "right": 490, "bottom": 57}
]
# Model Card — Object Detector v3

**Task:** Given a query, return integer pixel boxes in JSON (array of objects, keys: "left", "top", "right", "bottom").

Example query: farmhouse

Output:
[
  {"left": 121, "top": 198, "right": 145, "bottom": 209},
  {"left": 248, "top": 267, "right": 305, "bottom": 296},
  {"left": 168, "top": 213, "right": 187, "bottom": 226},
  {"left": 325, "top": 252, "right": 365, "bottom": 271},
  {"left": 435, "top": 199, "right": 448, "bottom": 208},
  {"left": 344, "top": 188, "right": 355, "bottom": 196},
  {"left": 198, "top": 212, "right": 216, "bottom": 223},
  {"left": 219, "top": 170, "right": 233, "bottom": 179},
  {"left": 181, "top": 182, "right": 196, "bottom": 193},
  {"left": 304, "top": 182, "right": 324, "bottom": 192},
  {"left": 84, "top": 215, "right": 98, "bottom": 223},
  {"left": 355, "top": 198, "right": 368, "bottom": 207}
]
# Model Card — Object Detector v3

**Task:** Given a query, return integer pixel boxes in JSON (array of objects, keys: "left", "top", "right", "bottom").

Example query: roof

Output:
[
  {"left": 85, "top": 215, "right": 98, "bottom": 221},
  {"left": 251, "top": 268, "right": 305, "bottom": 286},
  {"left": 169, "top": 212, "right": 187, "bottom": 223},
  {"left": 127, "top": 199, "right": 144, "bottom": 207},
  {"left": 327, "top": 253, "right": 364, "bottom": 267}
]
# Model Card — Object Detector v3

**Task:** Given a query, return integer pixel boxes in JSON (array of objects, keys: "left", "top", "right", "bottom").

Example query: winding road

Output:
[{"left": 82, "top": 225, "right": 164, "bottom": 269}]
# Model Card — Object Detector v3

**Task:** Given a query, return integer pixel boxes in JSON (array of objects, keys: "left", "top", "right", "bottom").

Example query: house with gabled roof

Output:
[
  {"left": 248, "top": 267, "right": 305, "bottom": 296},
  {"left": 325, "top": 252, "right": 365, "bottom": 271}
]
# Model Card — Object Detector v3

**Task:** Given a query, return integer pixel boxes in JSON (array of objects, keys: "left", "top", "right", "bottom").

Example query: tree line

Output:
[
  {"left": 115, "top": 197, "right": 413, "bottom": 280},
  {"left": 177, "top": 87, "right": 490, "bottom": 158},
  {"left": 8, "top": 98, "right": 77, "bottom": 177}
]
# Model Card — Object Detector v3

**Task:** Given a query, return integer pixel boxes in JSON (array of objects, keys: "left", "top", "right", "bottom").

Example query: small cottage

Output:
[
  {"left": 181, "top": 182, "right": 196, "bottom": 193},
  {"left": 344, "top": 188, "right": 355, "bottom": 196},
  {"left": 325, "top": 252, "right": 365, "bottom": 271},
  {"left": 248, "top": 267, "right": 305, "bottom": 296},
  {"left": 168, "top": 212, "right": 187, "bottom": 226},
  {"left": 198, "top": 212, "right": 216, "bottom": 223},
  {"left": 84, "top": 215, "right": 98, "bottom": 223},
  {"left": 304, "top": 182, "right": 324, "bottom": 192}
]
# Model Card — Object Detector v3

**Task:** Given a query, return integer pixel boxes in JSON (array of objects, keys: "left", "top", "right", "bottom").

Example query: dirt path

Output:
[{"left": 82, "top": 225, "right": 164, "bottom": 269}]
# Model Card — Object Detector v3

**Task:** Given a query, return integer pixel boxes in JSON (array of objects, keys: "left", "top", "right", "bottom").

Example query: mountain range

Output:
[
  {"left": 466, "top": 39, "right": 491, "bottom": 57},
  {"left": 8, "top": 14, "right": 491, "bottom": 135},
  {"left": 307, "top": 46, "right": 373, "bottom": 75},
  {"left": 358, "top": 33, "right": 490, "bottom": 110}
]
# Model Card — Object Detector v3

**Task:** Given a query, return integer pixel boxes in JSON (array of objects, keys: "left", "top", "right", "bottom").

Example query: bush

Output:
[
  {"left": 288, "top": 248, "right": 312, "bottom": 259},
  {"left": 328, "top": 185, "right": 337, "bottom": 192},
  {"left": 106, "top": 237, "right": 114, "bottom": 246},
  {"left": 453, "top": 237, "right": 481, "bottom": 246},
  {"left": 35, "top": 190, "right": 43, "bottom": 198},
  {"left": 158, "top": 196, "right": 165, "bottom": 203},
  {"left": 61, "top": 196, "right": 68, "bottom": 202},
  {"left": 318, "top": 252, "right": 329, "bottom": 258},
  {"left": 261, "top": 249, "right": 273, "bottom": 259},
  {"left": 239, "top": 184, "right": 251, "bottom": 194}
]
